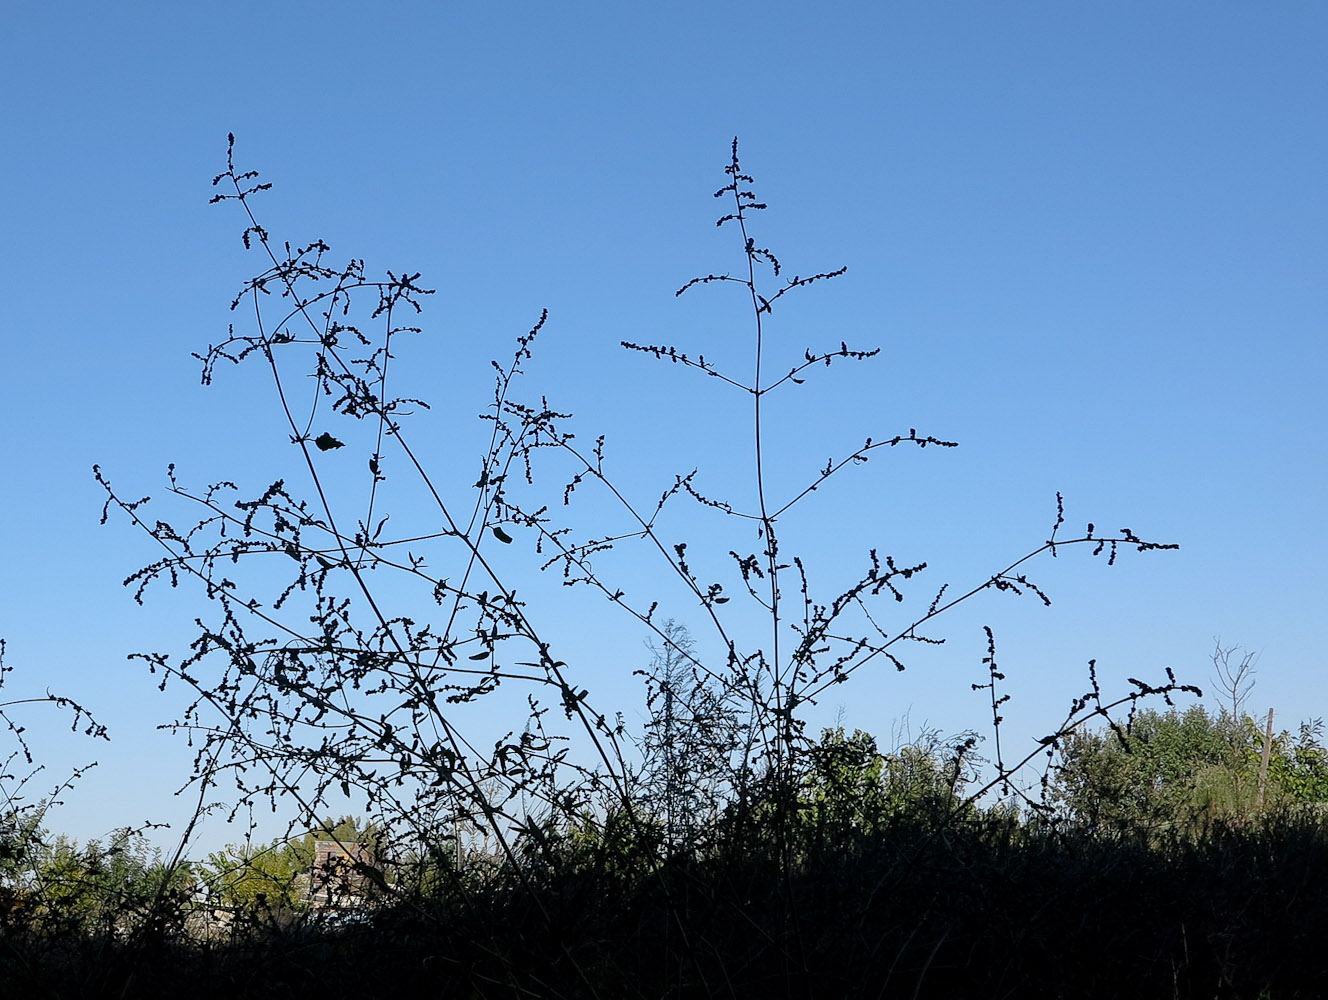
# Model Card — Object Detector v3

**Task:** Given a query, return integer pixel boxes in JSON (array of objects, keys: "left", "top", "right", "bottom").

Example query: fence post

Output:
[{"left": 1256, "top": 708, "right": 1275, "bottom": 810}]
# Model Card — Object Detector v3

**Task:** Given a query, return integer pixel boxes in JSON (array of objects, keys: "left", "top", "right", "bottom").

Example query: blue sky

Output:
[{"left": 2, "top": 3, "right": 1324, "bottom": 854}]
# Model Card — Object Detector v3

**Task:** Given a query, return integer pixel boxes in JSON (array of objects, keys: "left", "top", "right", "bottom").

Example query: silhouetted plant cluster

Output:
[{"left": 5, "top": 137, "right": 1319, "bottom": 998}]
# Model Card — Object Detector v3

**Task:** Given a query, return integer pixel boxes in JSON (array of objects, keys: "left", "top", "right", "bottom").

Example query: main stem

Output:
[{"left": 735, "top": 205, "right": 784, "bottom": 780}]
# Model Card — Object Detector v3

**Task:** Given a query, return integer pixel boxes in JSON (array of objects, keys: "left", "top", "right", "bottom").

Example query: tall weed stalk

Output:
[{"left": 91, "top": 136, "right": 1196, "bottom": 985}]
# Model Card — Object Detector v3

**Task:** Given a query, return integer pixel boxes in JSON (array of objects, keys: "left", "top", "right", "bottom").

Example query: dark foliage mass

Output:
[
  {"left": 4, "top": 793, "right": 1327, "bottom": 998},
  {"left": 3, "top": 140, "right": 1321, "bottom": 998}
]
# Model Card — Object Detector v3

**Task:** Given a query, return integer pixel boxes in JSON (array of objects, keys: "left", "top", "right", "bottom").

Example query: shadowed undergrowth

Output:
[{"left": 3, "top": 806, "right": 1326, "bottom": 999}]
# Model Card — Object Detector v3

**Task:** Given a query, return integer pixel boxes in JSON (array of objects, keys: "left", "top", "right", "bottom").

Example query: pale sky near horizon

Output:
[{"left": 2, "top": 3, "right": 1324, "bottom": 856}]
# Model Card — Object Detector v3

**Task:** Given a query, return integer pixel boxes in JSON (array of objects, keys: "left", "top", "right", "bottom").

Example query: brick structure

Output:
[{"left": 306, "top": 840, "right": 372, "bottom": 907}]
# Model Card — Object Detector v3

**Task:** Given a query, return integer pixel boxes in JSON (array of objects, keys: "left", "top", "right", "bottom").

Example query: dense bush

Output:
[{"left": 1054, "top": 704, "right": 1328, "bottom": 839}]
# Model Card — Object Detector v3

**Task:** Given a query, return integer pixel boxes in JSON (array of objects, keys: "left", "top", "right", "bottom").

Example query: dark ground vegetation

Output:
[{"left": 5, "top": 710, "right": 1324, "bottom": 999}]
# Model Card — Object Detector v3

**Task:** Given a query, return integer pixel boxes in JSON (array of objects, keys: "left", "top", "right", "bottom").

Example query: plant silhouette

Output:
[{"left": 78, "top": 135, "right": 1222, "bottom": 996}]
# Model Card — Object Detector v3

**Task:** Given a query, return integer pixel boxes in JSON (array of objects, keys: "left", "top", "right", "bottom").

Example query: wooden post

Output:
[{"left": 1256, "top": 708, "right": 1275, "bottom": 811}]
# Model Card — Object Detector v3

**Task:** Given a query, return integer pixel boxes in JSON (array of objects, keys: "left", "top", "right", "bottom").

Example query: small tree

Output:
[
  {"left": 1211, "top": 637, "right": 1258, "bottom": 722},
  {"left": 635, "top": 620, "right": 744, "bottom": 852},
  {"left": 24, "top": 828, "right": 189, "bottom": 934},
  {"left": 798, "top": 726, "right": 977, "bottom": 847},
  {"left": 202, "top": 839, "right": 305, "bottom": 912}
]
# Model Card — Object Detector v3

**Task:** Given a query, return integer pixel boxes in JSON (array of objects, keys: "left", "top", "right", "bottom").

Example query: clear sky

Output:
[{"left": 2, "top": 3, "right": 1324, "bottom": 855}]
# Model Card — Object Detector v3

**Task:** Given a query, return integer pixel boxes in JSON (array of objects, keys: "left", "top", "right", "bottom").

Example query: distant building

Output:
[{"left": 304, "top": 840, "right": 373, "bottom": 907}]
